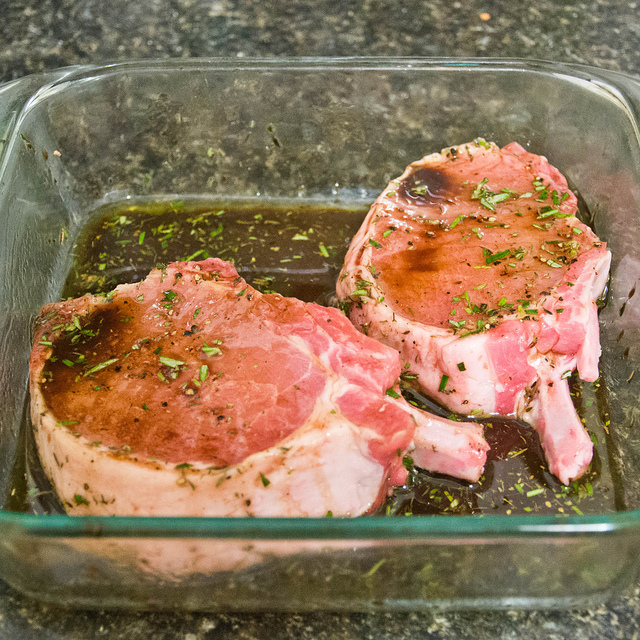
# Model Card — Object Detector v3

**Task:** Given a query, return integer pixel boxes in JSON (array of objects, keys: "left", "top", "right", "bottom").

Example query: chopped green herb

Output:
[
  {"left": 537, "top": 206, "right": 571, "bottom": 220},
  {"left": 473, "top": 138, "right": 491, "bottom": 149},
  {"left": 450, "top": 214, "right": 466, "bottom": 229},
  {"left": 533, "top": 177, "right": 546, "bottom": 192},
  {"left": 457, "top": 362, "right": 466, "bottom": 372},
  {"left": 84, "top": 358, "right": 118, "bottom": 376},
  {"left": 183, "top": 249, "right": 206, "bottom": 262},
  {"left": 159, "top": 356, "right": 185, "bottom": 368},
  {"left": 142, "top": 403, "right": 149, "bottom": 411},
  {"left": 471, "top": 179, "right": 517, "bottom": 211},
  {"left": 526, "top": 488, "right": 544, "bottom": 497},
  {"left": 318, "top": 242, "right": 329, "bottom": 257},
  {"left": 199, "top": 365, "right": 209, "bottom": 382},
  {"left": 460, "top": 319, "right": 488, "bottom": 337},
  {"left": 486, "top": 249, "right": 510, "bottom": 264},
  {"left": 73, "top": 494, "right": 90, "bottom": 506},
  {"left": 385, "top": 388, "right": 401, "bottom": 399},
  {"left": 439, "top": 374, "right": 449, "bottom": 392},
  {"left": 364, "top": 559, "right": 387, "bottom": 577},
  {"left": 202, "top": 343, "right": 222, "bottom": 356},
  {"left": 369, "top": 238, "right": 382, "bottom": 249},
  {"left": 472, "top": 178, "right": 489, "bottom": 200},
  {"left": 259, "top": 472, "right": 271, "bottom": 487}
]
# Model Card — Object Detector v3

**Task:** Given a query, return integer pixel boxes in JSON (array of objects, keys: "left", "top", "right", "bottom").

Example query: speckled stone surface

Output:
[
  {"left": 2, "top": 0, "right": 640, "bottom": 81},
  {"left": 2, "top": 578, "right": 640, "bottom": 640},
  {"left": 2, "top": 0, "right": 640, "bottom": 638}
]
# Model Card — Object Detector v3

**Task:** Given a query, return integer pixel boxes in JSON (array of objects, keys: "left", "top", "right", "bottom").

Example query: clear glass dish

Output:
[{"left": 1, "top": 58, "right": 640, "bottom": 611}]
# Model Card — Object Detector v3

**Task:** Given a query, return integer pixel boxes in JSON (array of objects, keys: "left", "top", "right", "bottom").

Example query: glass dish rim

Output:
[
  {"left": 3, "top": 56, "right": 638, "bottom": 99},
  {"left": 7, "top": 54, "right": 636, "bottom": 74},
  {"left": 2, "top": 55, "right": 640, "bottom": 540}
]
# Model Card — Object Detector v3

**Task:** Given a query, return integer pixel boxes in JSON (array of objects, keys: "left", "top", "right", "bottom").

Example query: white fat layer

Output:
[{"left": 32, "top": 371, "right": 386, "bottom": 517}]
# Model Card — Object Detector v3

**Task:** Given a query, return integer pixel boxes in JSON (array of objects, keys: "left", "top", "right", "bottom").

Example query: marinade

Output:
[{"left": 8, "top": 198, "right": 617, "bottom": 517}]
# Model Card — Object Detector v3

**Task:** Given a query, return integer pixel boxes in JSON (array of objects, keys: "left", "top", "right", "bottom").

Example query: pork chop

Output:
[
  {"left": 337, "top": 140, "right": 611, "bottom": 485},
  {"left": 30, "top": 258, "right": 487, "bottom": 516}
]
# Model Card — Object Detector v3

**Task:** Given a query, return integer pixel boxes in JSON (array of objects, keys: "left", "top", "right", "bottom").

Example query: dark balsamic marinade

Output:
[
  {"left": 63, "top": 199, "right": 364, "bottom": 306},
  {"left": 15, "top": 198, "right": 617, "bottom": 516}
]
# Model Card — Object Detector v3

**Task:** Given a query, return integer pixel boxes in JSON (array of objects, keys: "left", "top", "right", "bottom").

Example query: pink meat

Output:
[
  {"left": 30, "top": 258, "right": 485, "bottom": 517},
  {"left": 337, "top": 140, "right": 611, "bottom": 485}
]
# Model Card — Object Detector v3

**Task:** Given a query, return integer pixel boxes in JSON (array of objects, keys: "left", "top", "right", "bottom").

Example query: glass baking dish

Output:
[{"left": 1, "top": 58, "right": 640, "bottom": 611}]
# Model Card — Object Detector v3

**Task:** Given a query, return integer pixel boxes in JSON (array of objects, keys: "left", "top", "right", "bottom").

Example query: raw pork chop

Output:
[
  {"left": 337, "top": 140, "right": 611, "bottom": 485},
  {"left": 30, "top": 258, "right": 487, "bottom": 517}
]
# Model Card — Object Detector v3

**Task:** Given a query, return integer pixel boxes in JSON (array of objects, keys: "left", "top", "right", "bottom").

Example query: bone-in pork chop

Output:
[
  {"left": 337, "top": 140, "right": 611, "bottom": 485},
  {"left": 30, "top": 258, "right": 487, "bottom": 516}
]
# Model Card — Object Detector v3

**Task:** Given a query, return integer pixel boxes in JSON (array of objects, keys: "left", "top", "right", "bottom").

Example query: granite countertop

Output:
[
  {"left": 2, "top": 0, "right": 640, "bottom": 638},
  {"left": 1, "top": 0, "right": 640, "bottom": 80}
]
